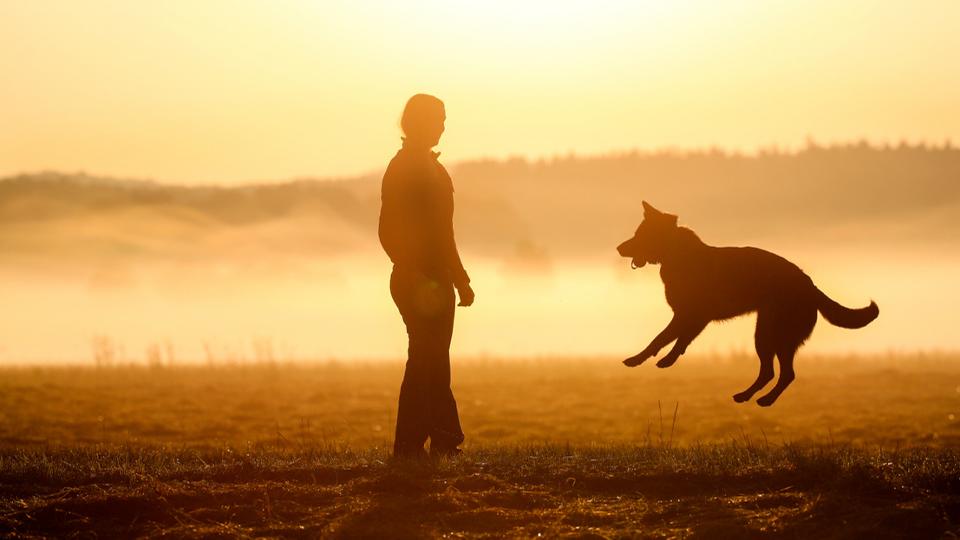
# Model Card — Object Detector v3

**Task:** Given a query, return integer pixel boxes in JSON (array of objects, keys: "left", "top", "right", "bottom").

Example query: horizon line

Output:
[{"left": 2, "top": 136, "right": 956, "bottom": 188}]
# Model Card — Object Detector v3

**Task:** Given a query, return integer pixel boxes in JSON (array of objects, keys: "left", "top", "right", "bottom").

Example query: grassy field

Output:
[{"left": 1, "top": 355, "right": 959, "bottom": 537}]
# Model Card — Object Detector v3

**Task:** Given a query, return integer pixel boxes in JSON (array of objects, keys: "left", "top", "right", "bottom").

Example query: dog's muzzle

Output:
[{"left": 631, "top": 258, "right": 645, "bottom": 269}]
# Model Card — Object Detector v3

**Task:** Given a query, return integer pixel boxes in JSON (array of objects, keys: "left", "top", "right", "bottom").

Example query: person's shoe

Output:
[
  {"left": 430, "top": 446, "right": 463, "bottom": 460},
  {"left": 393, "top": 446, "right": 429, "bottom": 461}
]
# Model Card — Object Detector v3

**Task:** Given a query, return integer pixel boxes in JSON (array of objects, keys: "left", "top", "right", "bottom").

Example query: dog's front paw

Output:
[
  {"left": 732, "top": 392, "right": 752, "bottom": 403},
  {"left": 656, "top": 354, "right": 679, "bottom": 368},
  {"left": 623, "top": 352, "right": 651, "bottom": 367}
]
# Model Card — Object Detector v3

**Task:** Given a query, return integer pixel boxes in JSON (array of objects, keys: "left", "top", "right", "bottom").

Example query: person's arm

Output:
[
  {"left": 444, "top": 214, "right": 470, "bottom": 289},
  {"left": 434, "top": 164, "right": 473, "bottom": 305},
  {"left": 445, "top": 215, "right": 473, "bottom": 306}
]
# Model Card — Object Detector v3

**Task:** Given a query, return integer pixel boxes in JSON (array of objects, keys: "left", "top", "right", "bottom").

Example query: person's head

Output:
[{"left": 401, "top": 94, "right": 445, "bottom": 149}]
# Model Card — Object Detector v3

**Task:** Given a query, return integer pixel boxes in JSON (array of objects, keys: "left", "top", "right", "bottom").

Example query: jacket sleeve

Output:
[
  {"left": 435, "top": 165, "right": 470, "bottom": 288},
  {"left": 441, "top": 209, "right": 469, "bottom": 288}
]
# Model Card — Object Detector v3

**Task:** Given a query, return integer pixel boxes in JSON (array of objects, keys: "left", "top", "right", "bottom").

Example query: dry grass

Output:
[
  {"left": 1, "top": 444, "right": 958, "bottom": 538},
  {"left": 1, "top": 355, "right": 959, "bottom": 537},
  {"left": 1, "top": 354, "right": 958, "bottom": 448}
]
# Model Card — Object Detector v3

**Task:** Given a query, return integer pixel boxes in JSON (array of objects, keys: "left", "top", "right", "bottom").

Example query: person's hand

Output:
[{"left": 456, "top": 282, "right": 475, "bottom": 307}]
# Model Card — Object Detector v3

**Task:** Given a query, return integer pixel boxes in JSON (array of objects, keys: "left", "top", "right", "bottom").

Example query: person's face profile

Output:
[{"left": 424, "top": 107, "right": 445, "bottom": 148}]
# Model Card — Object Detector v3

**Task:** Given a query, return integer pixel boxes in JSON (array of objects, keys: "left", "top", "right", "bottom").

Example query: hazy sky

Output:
[{"left": 3, "top": 0, "right": 958, "bottom": 183}]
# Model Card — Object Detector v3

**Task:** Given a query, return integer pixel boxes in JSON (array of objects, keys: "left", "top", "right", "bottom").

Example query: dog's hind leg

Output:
[
  {"left": 733, "top": 315, "right": 776, "bottom": 403},
  {"left": 656, "top": 318, "right": 708, "bottom": 368},
  {"left": 756, "top": 347, "right": 796, "bottom": 407},
  {"left": 756, "top": 307, "right": 815, "bottom": 407}
]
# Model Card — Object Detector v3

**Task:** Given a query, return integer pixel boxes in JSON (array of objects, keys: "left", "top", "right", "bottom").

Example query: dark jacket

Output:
[{"left": 378, "top": 143, "right": 470, "bottom": 287}]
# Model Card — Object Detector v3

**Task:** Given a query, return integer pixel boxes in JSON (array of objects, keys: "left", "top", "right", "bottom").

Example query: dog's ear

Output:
[
  {"left": 642, "top": 201, "right": 661, "bottom": 218},
  {"left": 643, "top": 201, "right": 677, "bottom": 226},
  {"left": 643, "top": 201, "right": 677, "bottom": 227}
]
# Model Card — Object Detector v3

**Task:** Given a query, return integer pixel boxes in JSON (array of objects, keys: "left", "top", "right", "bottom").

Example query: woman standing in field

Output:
[{"left": 379, "top": 94, "right": 475, "bottom": 459}]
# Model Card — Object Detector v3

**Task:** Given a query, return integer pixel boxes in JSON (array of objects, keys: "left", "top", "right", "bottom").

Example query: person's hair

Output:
[{"left": 400, "top": 94, "right": 444, "bottom": 138}]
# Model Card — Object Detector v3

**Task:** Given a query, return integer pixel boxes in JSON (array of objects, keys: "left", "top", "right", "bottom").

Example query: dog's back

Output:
[{"left": 660, "top": 237, "right": 818, "bottom": 321}]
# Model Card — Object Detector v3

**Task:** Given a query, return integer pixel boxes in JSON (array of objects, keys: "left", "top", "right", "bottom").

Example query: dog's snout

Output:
[{"left": 617, "top": 240, "right": 630, "bottom": 256}]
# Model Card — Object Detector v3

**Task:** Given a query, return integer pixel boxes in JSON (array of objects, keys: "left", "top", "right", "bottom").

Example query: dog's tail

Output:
[{"left": 815, "top": 287, "right": 879, "bottom": 329}]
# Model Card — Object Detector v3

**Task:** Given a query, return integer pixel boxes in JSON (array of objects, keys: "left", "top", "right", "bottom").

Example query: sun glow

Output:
[
  {"left": 2, "top": 0, "right": 958, "bottom": 182},
  {"left": 355, "top": 0, "right": 685, "bottom": 64}
]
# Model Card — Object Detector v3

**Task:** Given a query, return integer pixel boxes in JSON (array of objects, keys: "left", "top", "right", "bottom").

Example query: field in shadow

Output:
[{"left": 0, "top": 444, "right": 958, "bottom": 538}]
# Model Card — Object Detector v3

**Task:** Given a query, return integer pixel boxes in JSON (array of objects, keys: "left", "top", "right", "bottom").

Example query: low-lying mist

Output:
[
  {"left": 0, "top": 249, "right": 953, "bottom": 365},
  {"left": 1, "top": 144, "right": 957, "bottom": 364}
]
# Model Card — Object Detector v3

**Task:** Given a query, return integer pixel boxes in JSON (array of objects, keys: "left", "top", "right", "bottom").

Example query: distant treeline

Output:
[{"left": 1, "top": 143, "right": 958, "bottom": 264}]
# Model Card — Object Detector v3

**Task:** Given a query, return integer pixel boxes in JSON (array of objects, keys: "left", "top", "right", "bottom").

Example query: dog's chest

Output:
[{"left": 659, "top": 264, "right": 704, "bottom": 309}]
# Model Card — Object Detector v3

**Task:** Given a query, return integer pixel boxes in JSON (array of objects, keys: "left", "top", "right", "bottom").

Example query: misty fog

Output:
[{"left": 2, "top": 144, "right": 957, "bottom": 363}]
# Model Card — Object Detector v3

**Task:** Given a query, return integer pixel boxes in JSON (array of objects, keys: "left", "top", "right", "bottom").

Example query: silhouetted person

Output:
[{"left": 379, "top": 94, "right": 474, "bottom": 459}]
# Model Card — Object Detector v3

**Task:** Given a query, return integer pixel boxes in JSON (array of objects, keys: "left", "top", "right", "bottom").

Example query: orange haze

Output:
[{"left": 3, "top": 0, "right": 958, "bottom": 183}]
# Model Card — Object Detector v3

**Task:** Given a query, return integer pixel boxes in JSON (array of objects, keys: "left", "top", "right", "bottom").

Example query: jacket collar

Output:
[{"left": 401, "top": 138, "right": 440, "bottom": 159}]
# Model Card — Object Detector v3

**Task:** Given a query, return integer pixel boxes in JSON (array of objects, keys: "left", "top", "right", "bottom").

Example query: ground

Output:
[
  {"left": 0, "top": 356, "right": 958, "bottom": 538},
  {"left": 1, "top": 445, "right": 958, "bottom": 538}
]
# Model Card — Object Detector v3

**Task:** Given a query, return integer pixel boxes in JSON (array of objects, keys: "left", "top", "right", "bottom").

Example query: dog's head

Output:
[{"left": 617, "top": 201, "right": 679, "bottom": 269}]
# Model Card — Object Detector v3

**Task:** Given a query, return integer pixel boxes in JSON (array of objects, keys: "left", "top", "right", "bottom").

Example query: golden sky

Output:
[{"left": 3, "top": 0, "right": 958, "bottom": 184}]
